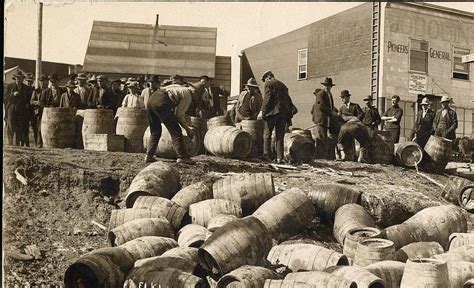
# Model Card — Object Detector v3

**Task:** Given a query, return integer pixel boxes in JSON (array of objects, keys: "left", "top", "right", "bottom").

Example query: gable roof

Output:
[{"left": 83, "top": 20, "right": 217, "bottom": 77}]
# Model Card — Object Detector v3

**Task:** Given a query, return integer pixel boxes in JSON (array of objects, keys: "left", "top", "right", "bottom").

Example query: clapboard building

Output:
[
  {"left": 83, "top": 18, "right": 231, "bottom": 95},
  {"left": 241, "top": 2, "right": 473, "bottom": 139}
]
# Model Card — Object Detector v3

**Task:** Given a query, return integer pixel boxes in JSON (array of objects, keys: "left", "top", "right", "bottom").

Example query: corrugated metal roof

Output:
[{"left": 83, "top": 20, "right": 217, "bottom": 77}]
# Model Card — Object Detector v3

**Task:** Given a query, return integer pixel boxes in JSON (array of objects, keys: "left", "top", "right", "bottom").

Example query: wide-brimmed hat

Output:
[
  {"left": 363, "top": 95, "right": 375, "bottom": 101},
  {"left": 261, "top": 70, "right": 273, "bottom": 81},
  {"left": 88, "top": 75, "right": 97, "bottom": 83},
  {"left": 245, "top": 78, "right": 259, "bottom": 87},
  {"left": 76, "top": 73, "right": 87, "bottom": 80},
  {"left": 340, "top": 90, "right": 351, "bottom": 98},
  {"left": 66, "top": 80, "right": 76, "bottom": 88},
  {"left": 38, "top": 74, "right": 47, "bottom": 81},
  {"left": 321, "top": 77, "right": 335, "bottom": 87},
  {"left": 148, "top": 75, "right": 160, "bottom": 82},
  {"left": 48, "top": 73, "right": 59, "bottom": 81},
  {"left": 420, "top": 97, "right": 431, "bottom": 105},
  {"left": 440, "top": 96, "right": 451, "bottom": 103},
  {"left": 26, "top": 73, "right": 34, "bottom": 81},
  {"left": 12, "top": 71, "right": 26, "bottom": 80},
  {"left": 127, "top": 81, "right": 140, "bottom": 88},
  {"left": 391, "top": 95, "right": 400, "bottom": 101}
]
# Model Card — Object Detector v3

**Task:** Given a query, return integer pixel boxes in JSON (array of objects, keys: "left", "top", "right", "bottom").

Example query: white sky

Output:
[{"left": 4, "top": 1, "right": 473, "bottom": 94}]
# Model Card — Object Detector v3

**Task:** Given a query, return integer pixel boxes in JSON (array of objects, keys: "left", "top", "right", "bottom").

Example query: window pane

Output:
[
  {"left": 454, "top": 47, "right": 469, "bottom": 55},
  {"left": 299, "top": 72, "right": 307, "bottom": 79},
  {"left": 411, "top": 39, "right": 427, "bottom": 51},
  {"left": 410, "top": 50, "right": 427, "bottom": 72},
  {"left": 299, "top": 65, "right": 307, "bottom": 73}
]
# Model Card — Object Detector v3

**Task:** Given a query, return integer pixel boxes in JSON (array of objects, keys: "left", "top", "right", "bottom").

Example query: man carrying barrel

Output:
[
  {"left": 257, "top": 70, "right": 295, "bottom": 164},
  {"left": 145, "top": 74, "right": 196, "bottom": 164},
  {"left": 410, "top": 97, "right": 435, "bottom": 148},
  {"left": 232, "top": 78, "right": 262, "bottom": 123},
  {"left": 381, "top": 95, "right": 403, "bottom": 143},
  {"left": 433, "top": 96, "right": 458, "bottom": 141}
]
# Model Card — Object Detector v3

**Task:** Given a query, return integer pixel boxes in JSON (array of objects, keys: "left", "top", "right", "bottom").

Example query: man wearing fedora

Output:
[
  {"left": 60, "top": 80, "right": 82, "bottom": 109},
  {"left": 361, "top": 95, "right": 381, "bottom": 133},
  {"left": 30, "top": 74, "right": 49, "bottom": 147},
  {"left": 25, "top": 73, "right": 35, "bottom": 88},
  {"left": 43, "top": 73, "right": 62, "bottom": 107},
  {"left": 433, "top": 96, "right": 458, "bottom": 141},
  {"left": 338, "top": 90, "right": 364, "bottom": 120},
  {"left": 311, "top": 77, "right": 338, "bottom": 159},
  {"left": 381, "top": 95, "right": 403, "bottom": 143},
  {"left": 110, "top": 79, "right": 126, "bottom": 112},
  {"left": 5, "top": 71, "right": 32, "bottom": 146},
  {"left": 96, "top": 75, "right": 116, "bottom": 112},
  {"left": 74, "top": 73, "right": 91, "bottom": 109},
  {"left": 86, "top": 75, "right": 99, "bottom": 108},
  {"left": 257, "top": 70, "right": 296, "bottom": 163},
  {"left": 121, "top": 80, "right": 145, "bottom": 108},
  {"left": 410, "top": 97, "right": 435, "bottom": 148},
  {"left": 142, "top": 75, "right": 160, "bottom": 110},
  {"left": 233, "top": 78, "right": 262, "bottom": 123}
]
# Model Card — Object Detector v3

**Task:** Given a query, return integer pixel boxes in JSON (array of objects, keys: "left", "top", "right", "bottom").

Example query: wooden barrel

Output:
[
  {"left": 442, "top": 176, "right": 472, "bottom": 205},
  {"left": 217, "top": 265, "right": 280, "bottom": 288},
  {"left": 343, "top": 227, "right": 382, "bottom": 264},
  {"left": 118, "top": 236, "right": 178, "bottom": 262},
  {"left": 448, "top": 233, "right": 474, "bottom": 250},
  {"left": 371, "top": 131, "right": 394, "bottom": 164},
  {"left": 41, "top": 107, "right": 76, "bottom": 148},
  {"left": 123, "top": 267, "right": 206, "bottom": 288},
  {"left": 424, "top": 135, "right": 453, "bottom": 169},
  {"left": 108, "top": 208, "right": 173, "bottom": 232},
  {"left": 132, "top": 196, "right": 187, "bottom": 230},
  {"left": 204, "top": 126, "right": 252, "bottom": 158},
  {"left": 253, "top": 187, "right": 315, "bottom": 242},
  {"left": 115, "top": 107, "right": 148, "bottom": 152},
  {"left": 366, "top": 261, "right": 405, "bottom": 288},
  {"left": 134, "top": 255, "right": 197, "bottom": 273},
  {"left": 240, "top": 120, "right": 265, "bottom": 156},
  {"left": 143, "top": 126, "right": 199, "bottom": 159},
  {"left": 198, "top": 216, "right": 272, "bottom": 276},
  {"left": 354, "top": 238, "right": 395, "bottom": 267},
  {"left": 433, "top": 245, "right": 474, "bottom": 262},
  {"left": 447, "top": 261, "right": 474, "bottom": 288},
  {"left": 171, "top": 180, "right": 214, "bottom": 210},
  {"left": 464, "top": 278, "right": 474, "bottom": 288},
  {"left": 161, "top": 246, "right": 199, "bottom": 262},
  {"left": 207, "top": 115, "right": 234, "bottom": 131},
  {"left": 384, "top": 205, "right": 467, "bottom": 249},
  {"left": 394, "top": 141, "right": 423, "bottom": 167},
  {"left": 81, "top": 109, "right": 115, "bottom": 143},
  {"left": 459, "top": 184, "right": 474, "bottom": 213},
  {"left": 213, "top": 173, "right": 275, "bottom": 215},
  {"left": 190, "top": 116, "right": 208, "bottom": 154},
  {"left": 177, "top": 224, "right": 209, "bottom": 248},
  {"left": 394, "top": 241, "right": 444, "bottom": 262},
  {"left": 124, "top": 161, "right": 181, "bottom": 208},
  {"left": 285, "top": 272, "right": 357, "bottom": 288},
  {"left": 324, "top": 266, "right": 384, "bottom": 288},
  {"left": 307, "top": 184, "right": 361, "bottom": 220},
  {"left": 267, "top": 243, "right": 348, "bottom": 272},
  {"left": 74, "top": 109, "right": 85, "bottom": 149},
  {"left": 400, "top": 258, "right": 449, "bottom": 288},
  {"left": 189, "top": 199, "right": 242, "bottom": 227},
  {"left": 333, "top": 203, "right": 376, "bottom": 245},
  {"left": 64, "top": 247, "right": 135, "bottom": 288},
  {"left": 108, "top": 217, "right": 174, "bottom": 246},
  {"left": 263, "top": 279, "right": 313, "bottom": 288},
  {"left": 207, "top": 214, "right": 239, "bottom": 232},
  {"left": 291, "top": 128, "right": 314, "bottom": 144},
  {"left": 284, "top": 133, "right": 315, "bottom": 164}
]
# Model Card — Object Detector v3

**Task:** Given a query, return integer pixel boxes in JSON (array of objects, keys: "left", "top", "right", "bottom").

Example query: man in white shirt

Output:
[{"left": 121, "top": 81, "right": 145, "bottom": 108}]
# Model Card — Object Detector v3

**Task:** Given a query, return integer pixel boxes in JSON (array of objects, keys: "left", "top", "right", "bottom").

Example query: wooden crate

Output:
[{"left": 84, "top": 134, "right": 124, "bottom": 152}]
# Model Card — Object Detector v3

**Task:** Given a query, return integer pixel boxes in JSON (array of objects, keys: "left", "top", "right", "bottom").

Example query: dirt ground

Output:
[{"left": 2, "top": 145, "right": 472, "bottom": 286}]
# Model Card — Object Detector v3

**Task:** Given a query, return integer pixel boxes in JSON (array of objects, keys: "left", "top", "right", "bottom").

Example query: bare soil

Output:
[{"left": 2, "top": 146, "right": 472, "bottom": 286}]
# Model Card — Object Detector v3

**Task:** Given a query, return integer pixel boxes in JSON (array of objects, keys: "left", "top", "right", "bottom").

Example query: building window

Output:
[
  {"left": 410, "top": 39, "right": 428, "bottom": 73},
  {"left": 297, "top": 49, "right": 307, "bottom": 80},
  {"left": 453, "top": 47, "right": 470, "bottom": 80}
]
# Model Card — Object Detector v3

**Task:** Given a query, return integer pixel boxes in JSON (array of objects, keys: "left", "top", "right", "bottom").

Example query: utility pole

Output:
[{"left": 35, "top": 2, "right": 43, "bottom": 88}]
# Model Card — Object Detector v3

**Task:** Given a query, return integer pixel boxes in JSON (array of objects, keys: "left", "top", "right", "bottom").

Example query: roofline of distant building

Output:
[
  {"left": 4, "top": 55, "right": 81, "bottom": 66},
  {"left": 92, "top": 20, "right": 217, "bottom": 32}
]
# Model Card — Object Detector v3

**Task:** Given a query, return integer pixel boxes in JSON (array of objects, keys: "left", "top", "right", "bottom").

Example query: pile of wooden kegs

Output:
[{"left": 64, "top": 170, "right": 472, "bottom": 287}]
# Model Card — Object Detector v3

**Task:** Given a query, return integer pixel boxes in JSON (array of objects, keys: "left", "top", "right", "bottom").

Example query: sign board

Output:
[
  {"left": 408, "top": 73, "right": 428, "bottom": 95},
  {"left": 462, "top": 54, "right": 474, "bottom": 63}
]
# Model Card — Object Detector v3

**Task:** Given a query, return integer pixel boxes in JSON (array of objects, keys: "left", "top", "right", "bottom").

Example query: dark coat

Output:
[
  {"left": 60, "top": 91, "right": 82, "bottom": 109},
  {"left": 5, "top": 83, "right": 31, "bottom": 130},
  {"left": 433, "top": 108, "right": 458, "bottom": 140},
  {"left": 261, "top": 78, "right": 293, "bottom": 118},
  {"left": 42, "top": 87, "right": 63, "bottom": 107},
  {"left": 97, "top": 87, "right": 116, "bottom": 110},
  {"left": 362, "top": 106, "right": 381, "bottom": 128},
  {"left": 410, "top": 109, "right": 435, "bottom": 147},
  {"left": 311, "top": 89, "right": 335, "bottom": 127},
  {"left": 87, "top": 86, "right": 99, "bottom": 108},
  {"left": 339, "top": 103, "right": 364, "bottom": 120}
]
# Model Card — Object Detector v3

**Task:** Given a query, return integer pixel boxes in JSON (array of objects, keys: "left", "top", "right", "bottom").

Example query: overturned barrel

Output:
[
  {"left": 343, "top": 227, "right": 382, "bottom": 264},
  {"left": 81, "top": 109, "right": 115, "bottom": 143},
  {"left": 333, "top": 203, "right": 376, "bottom": 245},
  {"left": 115, "top": 107, "right": 148, "bottom": 153},
  {"left": 177, "top": 224, "right": 210, "bottom": 248},
  {"left": 394, "top": 141, "right": 423, "bottom": 168},
  {"left": 366, "top": 261, "right": 405, "bottom": 288},
  {"left": 217, "top": 265, "right": 280, "bottom": 288},
  {"left": 132, "top": 196, "right": 187, "bottom": 230},
  {"left": 204, "top": 126, "right": 252, "bottom": 158},
  {"left": 285, "top": 272, "right": 357, "bottom": 288},
  {"left": 171, "top": 180, "right": 214, "bottom": 210},
  {"left": 207, "top": 115, "right": 234, "bottom": 131},
  {"left": 41, "top": 107, "right": 76, "bottom": 148},
  {"left": 400, "top": 258, "right": 449, "bottom": 288},
  {"left": 459, "top": 184, "right": 474, "bottom": 213},
  {"left": 213, "top": 173, "right": 275, "bottom": 215},
  {"left": 119, "top": 236, "right": 178, "bottom": 262},
  {"left": 423, "top": 135, "right": 453, "bottom": 170},
  {"left": 394, "top": 241, "right": 444, "bottom": 262},
  {"left": 284, "top": 133, "right": 315, "bottom": 164},
  {"left": 108, "top": 217, "right": 174, "bottom": 246},
  {"left": 307, "top": 184, "right": 361, "bottom": 220},
  {"left": 324, "top": 266, "right": 384, "bottom": 288},
  {"left": 448, "top": 233, "right": 474, "bottom": 250},
  {"left": 124, "top": 161, "right": 181, "bottom": 208},
  {"left": 143, "top": 126, "right": 199, "bottom": 159},
  {"left": 207, "top": 214, "right": 239, "bottom": 232},
  {"left": 123, "top": 267, "right": 206, "bottom": 288},
  {"left": 442, "top": 176, "right": 472, "bottom": 205},
  {"left": 108, "top": 208, "right": 173, "bottom": 232},
  {"left": 446, "top": 260, "right": 474, "bottom": 288},
  {"left": 189, "top": 199, "right": 242, "bottom": 227}
]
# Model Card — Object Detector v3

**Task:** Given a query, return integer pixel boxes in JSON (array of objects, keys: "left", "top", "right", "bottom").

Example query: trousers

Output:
[{"left": 263, "top": 114, "right": 288, "bottom": 161}]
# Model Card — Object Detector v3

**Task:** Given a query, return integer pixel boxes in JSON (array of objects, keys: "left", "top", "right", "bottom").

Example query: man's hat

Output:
[
  {"left": 420, "top": 97, "right": 431, "bottom": 105},
  {"left": 321, "top": 77, "right": 335, "bottom": 87},
  {"left": 38, "top": 74, "right": 47, "bottom": 81},
  {"left": 340, "top": 90, "right": 351, "bottom": 98},
  {"left": 148, "top": 75, "right": 160, "bottom": 82},
  {"left": 170, "top": 74, "right": 184, "bottom": 81},
  {"left": 76, "top": 73, "right": 87, "bottom": 80},
  {"left": 66, "top": 80, "right": 76, "bottom": 88},
  {"left": 12, "top": 70, "right": 26, "bottom": 80},
  {"left": 120, "top": 77, "right": 127, "bottom": 84},
  {"left": 26, "top": 73, "right": 34, "bottom": 81},
  {"left": 96, "top": 75, "right": 108, "bottom": 81},
  {"left": 391, "top": 95, "right": 400, "bottom": 101},
  {"left": 48, "top": 73, "right": 59, "bottom": 81},
  {"left": 440, "top": 96, "right": 451, "bottom": 103},
  {"left": 111, "top": 79, "right": 122, "bottom": 84},
  {"left": 127, "top": 81, "right": 140, "bottom": 88},
  {"left": 363, "top": 95, "right": 375, "bottom": 101},
  {"left": 261, "top": 70, "right": 273, "bottom": 81},
  {"left": 88, "top": 75, "right": 97, "bottom": 83},
  {"left": 245, "top": 78, "right": 259, "bottom": 87}
]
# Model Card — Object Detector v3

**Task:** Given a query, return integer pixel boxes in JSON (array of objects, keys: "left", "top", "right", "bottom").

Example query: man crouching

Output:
[{"left": 335, "top": 115, "right": 371, "bottom": 163}]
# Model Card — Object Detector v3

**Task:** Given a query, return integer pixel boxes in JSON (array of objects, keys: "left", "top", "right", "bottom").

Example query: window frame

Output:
[
  {"left": 452, "top": 45, "right": 470, "bottom": 81},
  {"left": 297, "top": 48, "right": 308, "bottom": 80},
  {"left": 409, "top": 38, "right": 429, "bottom": 74}
]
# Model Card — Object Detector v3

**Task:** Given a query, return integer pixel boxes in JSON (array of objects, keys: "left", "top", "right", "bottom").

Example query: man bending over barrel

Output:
[
  {"left": 145, "top": 74, "right": 196, "bottom": 164},
  {"left": 334, "top": 115, "right": 371, "bottom": 163}
]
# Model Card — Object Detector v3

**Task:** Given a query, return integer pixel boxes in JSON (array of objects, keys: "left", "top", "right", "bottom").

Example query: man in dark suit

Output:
[
  {"left": 96, "top": 75, "right": 116, "bottom": 112},
  {"left": 43, "top": 73, "right": 62, "bottom": 107},
  {"left": 311, "top": 77, "right": 337, "bottom": 159},
  {"left": 74, "top": 73, "right": 91, "bottom": 109},
  {"left": 338, "top": 90, "right": 364, "bottom": 120},
  {"left": 410, "top": 97, "right": 435, "bottom": 148},
  {"left": 30, "top": 74, "right": 49, "bottom": 147},
  {"left": 257, "top": 70, "right": 295, "bottom": 163},
  {"left": 433, "top": 96, "right": 458, "bottom": 141},
  {"left": 5, "top": 71, "right": 32, "bottom": 146}
]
